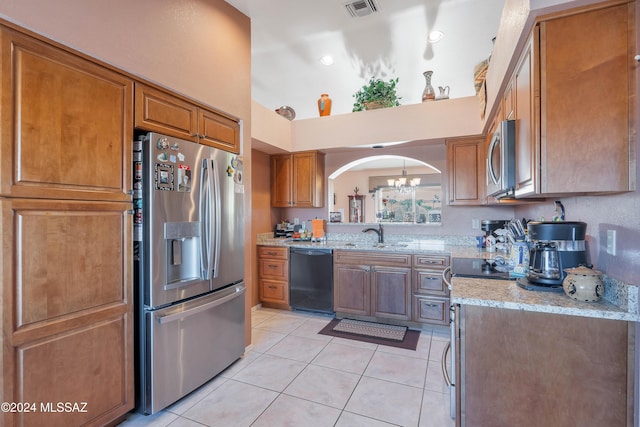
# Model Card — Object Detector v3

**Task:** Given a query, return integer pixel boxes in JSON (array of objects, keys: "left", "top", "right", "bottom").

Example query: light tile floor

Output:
[{"left": 120, "top": 307, "right": 454, "bottom": 427}]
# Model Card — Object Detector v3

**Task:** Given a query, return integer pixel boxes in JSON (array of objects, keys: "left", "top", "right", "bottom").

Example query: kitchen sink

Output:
[{"left": 339, "top": 242, "right": 408, "bottom": 249}]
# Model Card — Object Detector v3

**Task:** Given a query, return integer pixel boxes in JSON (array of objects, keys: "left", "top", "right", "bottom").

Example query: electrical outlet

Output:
[
  {"left": 472, "top": 219, "right": 480, "bottom": 229},
  {"left": 606, "top": 230, "right": 617, "bottom": 256}
]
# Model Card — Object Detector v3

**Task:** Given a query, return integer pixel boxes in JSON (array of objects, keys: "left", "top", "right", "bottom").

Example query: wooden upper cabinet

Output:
[
  {"left": 0, "top": 28, "right": 133, "bottom": 201},
  {"left": 515, "top": 2, "right": 635, "bottom": 197},
  {"left": 446, "top": 136, "right": 485, "bottom": 205},
  {"left": 513, "top": 32, "right": 538, "bottom": 197},
  {"left": 271, "top": 151, "right": 325, "bottom": 207},
  {"left": 134, "top": 83, "right": 198, "bottom": 141},
  {"left": 135, "top": 82, "right": 240, "bottom": 153},
  {"left": 199, "top": 109, "right": 240, "bottom": 152}
]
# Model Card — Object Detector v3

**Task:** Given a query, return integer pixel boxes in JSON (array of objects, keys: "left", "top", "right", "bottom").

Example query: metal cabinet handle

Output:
[
  {"left": 442, "top": 341, "right": 452, "bottom": 387},
  {"left": 423, "top": 303, "right": 439, "bottom": 308},
  {"left": 635, "top": 54, "right": 640, "bottom": 62},
  {"left": 268, "top": 264, "right": 279, "bottom": 268},
  {"left": 267, "top": 251, "right": 278, "bottom": 256},
  {"left": 442, "top": 266, "right": 452, "bottom": 290},
  {"left": 268, "top": 285, "right": 277, "bottom": 289}
]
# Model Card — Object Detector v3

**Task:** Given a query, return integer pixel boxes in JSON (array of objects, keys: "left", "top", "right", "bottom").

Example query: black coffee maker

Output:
[{"left": 526, "top": 221, "right": 587, "bottom": 286}]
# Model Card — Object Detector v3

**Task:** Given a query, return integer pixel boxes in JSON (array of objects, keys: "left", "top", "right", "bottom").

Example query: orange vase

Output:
[{"left": 318, "top": 94, "right": 332, "bottom": 116}]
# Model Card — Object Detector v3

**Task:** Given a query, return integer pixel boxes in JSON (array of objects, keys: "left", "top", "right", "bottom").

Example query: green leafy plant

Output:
[{"left": 352, "top": 78, "right": 401, "bottom": 112}]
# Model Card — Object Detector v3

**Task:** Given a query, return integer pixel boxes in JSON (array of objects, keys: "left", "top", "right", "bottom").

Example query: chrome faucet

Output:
[{"left": 362, "top": 223, "right": 384, "bottom": 243}]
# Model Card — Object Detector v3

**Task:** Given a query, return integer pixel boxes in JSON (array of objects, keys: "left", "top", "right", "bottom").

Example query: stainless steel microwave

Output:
[{"left": 486, "top": 119, "right": 516, "bottom": 198}]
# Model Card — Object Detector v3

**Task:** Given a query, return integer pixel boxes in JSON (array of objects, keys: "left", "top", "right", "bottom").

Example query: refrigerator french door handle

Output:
[
  {"left": 156, "top": 286, "right": 245, "bottom": 324},
  {"left": 210, "top": 158, "right": 221, "bottom": 279},
  {"left": 200, "top": 158, "right": 214, "bottom": 279}
]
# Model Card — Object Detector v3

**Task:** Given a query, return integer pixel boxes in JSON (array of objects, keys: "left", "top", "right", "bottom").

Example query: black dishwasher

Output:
[{"left": 289, "top": 248, "right": 334, "bottom": 314}]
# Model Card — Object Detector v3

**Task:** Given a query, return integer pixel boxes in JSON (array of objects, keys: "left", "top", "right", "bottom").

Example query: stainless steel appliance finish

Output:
[
  {"left": 486, "top": 119, "right": 516, "bottom": 198},
  {"left": 289, "top": 248, "right": 334, "bottom": 314},
  {"left": 134, "top": 132, "right": 245, "bottom": 414},
  {"left": 526, "top": 221, "right": 587, "bottom": 286},
  {"left": 442, "top": 268, "right": 456, "bottom": 420}
]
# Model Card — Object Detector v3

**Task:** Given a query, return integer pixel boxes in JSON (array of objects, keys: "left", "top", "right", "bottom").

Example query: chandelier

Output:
[{"left": 387, "top": 161, "right": 421, "bottom": 192}]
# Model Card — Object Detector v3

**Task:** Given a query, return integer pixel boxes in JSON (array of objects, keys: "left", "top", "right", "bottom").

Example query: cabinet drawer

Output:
[
  {"left": 413, "top": 254, "right": 449, "bottom": 269},
  {"left": 258, "top": 246, "right": 289, "bottom": 260},
  {"left": 335, "top": 250, "right": 411, "bottom": 268},
  {"left": 413, "top": 270, "right": 448, "bottom": 296},
  {"left": 259, "top": 259, "right": 289, "bottom": 280},
  {"left": 260, "top": 279, "right": 288, "bottom": 304},
  {"left": 412, "top": 296, "right": 449, "bottom": 325}
]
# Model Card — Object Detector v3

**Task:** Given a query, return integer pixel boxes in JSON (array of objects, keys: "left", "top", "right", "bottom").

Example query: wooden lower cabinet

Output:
[
  {"left": 258, "top": 246, "right": 290, "bottom": 309},
  {"left": 412, "top": 254, "right": 450, "bottom": 325},
  {"left": 457, "top": 304, "right": 634, "bottom": 427},
  {"left": 333, "top": 251, "right": 411, "bottom": 321},
  {"left": 1, "top": 198, "right": 134, "bottom": 427}
]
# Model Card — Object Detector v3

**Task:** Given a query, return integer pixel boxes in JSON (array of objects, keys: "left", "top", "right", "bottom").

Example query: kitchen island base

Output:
[{"left": 457, "top": 305, "right": 635, "bottom": 427}]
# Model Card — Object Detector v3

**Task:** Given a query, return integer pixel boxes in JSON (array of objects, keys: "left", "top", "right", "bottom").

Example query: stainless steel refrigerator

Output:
[{"left": 133, "top": 132, "right": 245, "bottom": 415}]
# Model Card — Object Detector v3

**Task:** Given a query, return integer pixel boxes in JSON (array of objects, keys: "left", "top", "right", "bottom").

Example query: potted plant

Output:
[{"left": 352, "top": 77, "right": 401, "bottom": 112}]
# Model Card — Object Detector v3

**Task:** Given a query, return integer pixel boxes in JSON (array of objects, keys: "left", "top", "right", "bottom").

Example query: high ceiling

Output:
[{"left": 225, "top": 0, "right": 505, "bottom": 121}]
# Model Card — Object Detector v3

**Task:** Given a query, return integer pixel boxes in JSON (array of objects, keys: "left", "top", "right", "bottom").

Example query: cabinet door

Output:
[
  {"left": 292, "top": 151, "right": 324, "bottom": 207},
  {"left": 1, "top": 198, "right": 134, "bottom": 426},
  {"left": 198, "top": 108, "right": 240, "bottom": 153},
  {"left": 371, "top": 267, "right": 411, "bottom": 320},
  {"left": 540, "top": 4, "right": 632, "bottom": 194},
  {"left": 446, "top": 137, "right": 485, "bottom": 205},
  {"left": 134, "top": 82, "right": 198, "bottom": 142},
  {"left": 513, "top": 32, "right": 539, "bottom": 197},
  {"left": 260, "top": 279, "right": 289, "bottom": 305},
  {"left": 460, "top": 305, "right": 632, "bottom": 426},
  {"left": 271, "top": 154, "right": 293, "bottom": 207},
  {"left": 0, "top": 29, "right": 133, "bottom": 201},
  {"left": 333, "top": 264, "right": 370, "bottom": 315}
]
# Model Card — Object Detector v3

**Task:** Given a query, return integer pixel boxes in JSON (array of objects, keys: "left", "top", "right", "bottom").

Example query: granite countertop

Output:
[
  {"left": 451, "top": 277, "right": 640, "bottom": 322},
  {"left": 257, "top": 238, "right": 492, "bottom": 258},
  {"left": 258, "top": 237, "right": 639, "bottom": 322}
]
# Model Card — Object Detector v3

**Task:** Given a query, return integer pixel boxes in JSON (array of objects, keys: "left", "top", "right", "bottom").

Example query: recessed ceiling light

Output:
[
  {"left": 427, "top": 30, "right": 444, "bottom": 43},
  {"left": 320, "top": 55, "right": 334, "bottom": 66}
]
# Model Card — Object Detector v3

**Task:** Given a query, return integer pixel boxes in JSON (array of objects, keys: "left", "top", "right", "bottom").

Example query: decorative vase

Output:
[
  {"left": 422, "top": 71, "right": 435, "bottom": 102},
  {"left": 318, "top": 94, "right": 332, "bottom": 116}
]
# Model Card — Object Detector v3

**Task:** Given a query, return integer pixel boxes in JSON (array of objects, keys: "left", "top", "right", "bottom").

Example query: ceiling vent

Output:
[{"left": 344, "top": 0, "right": 379, "bottom": 18}]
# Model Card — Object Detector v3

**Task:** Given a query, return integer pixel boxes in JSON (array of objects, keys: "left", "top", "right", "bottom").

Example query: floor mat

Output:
[{"left": 318, "top": 318, "right": 420, "bottom": 350}]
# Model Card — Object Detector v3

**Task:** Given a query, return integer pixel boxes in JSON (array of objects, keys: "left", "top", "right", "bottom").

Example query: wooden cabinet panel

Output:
[
  {"left": 1, "top": 198, "right": 133, "bottom": 426},
  {"left": 540, "top": 4, "right": 632, "bottom": 194},
  {"left": 335, "top": 251, "right": 411, "bottom": 268},
  {"left": 459, "top": 305, "right": 633, "bottom": 426},
  {"left": 134, "top": 83, "right": 240, "bottom": 153},
  {"left": 257, "top": 245, "right": 290, "bottom": 309},
  {"left": 292, "top": 151, "right": 324, "bottom": 207},
  {"left": 260, "top": 279, "right": 288, "bottom": 304},
  {"left": 513, "top": 33, "right": 538, "bottom": 197},
  {"left": 446, "top": 136, "right": 485, "bottom": 205},
  {"left": 513, "top": 3, "right": 634, "bottom": 197},
  {"left": 333, "top": 263, "right": 370, "bottom": 315},
  {"left": 259, "top": 258, "right": 288, "bottom": 281},
  {"left": 257, "top": 246, "right": 288, "bottom": 260},
  {"left": 411, "top": 254, "right": 450, "bottom": 324},
  {"left": 270, "top": 151, "right": 324, "bottom": 208},
  {"left": 16, "top": 316, "right": 132, "bottom": 427},
  {"left": 413, "top": 270, "right": 447, "bottom": 295},
  {"left": 413, "top": 296, "right": 448, "bottom": 325},
  {"left": 198, "top": 109, "right": 240, "bottom": 153},
  {"left": 13, "top": 202, "right": 127, "bottom": 329},
  {"left": 134, "top": 82, "right": 198, "bottom": 141},
  {"left": 270, "top": 155, "right": 293, "bottom": 207},
  {"left": 371, "top": 267, "right": 411, "bottom": 320},
  {"left": 0, "top": 29, "right": 133, "bottom": 202}
]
